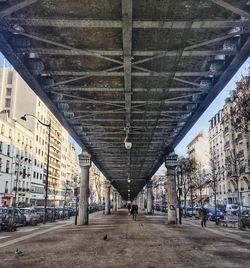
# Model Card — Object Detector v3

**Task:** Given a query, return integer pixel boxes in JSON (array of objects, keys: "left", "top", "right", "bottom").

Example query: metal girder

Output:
[
  {"left": 71, "top": 110, "right": 190, "bottom": 114},
  {"left": 57, "top": 100, "right": 197, "bottom": 104},
  {"left": 16, "top": 48, "right": 237, "bottom": 57},
  {"left": 47, "top": 70, "right": 219, "bottom": 77},
  {"left": 0, "top": 0, "right": 38, "bottom": 17},
  {"left": 49, "top": 87, "right": 205, "bottom": 93},
  {"left": 8, "top": 18, "right": 247, "bottom": 28},
  {"left": 211, "top": 0, "right": 250, "bottom": 19}
]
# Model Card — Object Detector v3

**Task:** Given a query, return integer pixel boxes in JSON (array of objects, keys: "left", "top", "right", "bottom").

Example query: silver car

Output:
[{"left": 19, "top": 208, "right": 41, "bottom": 225}]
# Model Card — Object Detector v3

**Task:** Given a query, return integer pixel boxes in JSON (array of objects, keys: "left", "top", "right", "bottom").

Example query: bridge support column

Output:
[
  {"left": 138, "top": 194, "right": 141, "bottom": 209},
  {"left": 105, "top": 181, "right": 111, "bottom": 215},
  {"left": 113, "top": 192, "right": 117, "bottom": 211},
  {"left": 147, "top": 181, "right": 153, "bottom": 214},
  {"left": 141, "top": 190, "right": 145, "bottom": 211},
  {"left": 165, "top": 152, "right": 178, "bottom": 224},
  {"left": 78, "top": 151, "right": 91, "bottom": 225}
]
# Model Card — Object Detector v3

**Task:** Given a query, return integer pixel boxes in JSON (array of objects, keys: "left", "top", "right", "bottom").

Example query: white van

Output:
[{"left": 226, "top": 204, "right": 239, "bottom": 214}]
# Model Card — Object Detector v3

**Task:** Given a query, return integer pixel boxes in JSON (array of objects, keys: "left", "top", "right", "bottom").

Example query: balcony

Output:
[
  {"left": 235, "top": 133, "right": 243, "bottom": 143},
  {"left": 224, "top": 141, "right": 230, "bottom": 149},
  {"left": 239, "top": 166, "right": 245, "bottom": 174},
  {"left": 223, "top": 126, "right": 229, "bottom": 135},
  {"left": 236, "top": 150, "right": 244, "bottom": 159}
]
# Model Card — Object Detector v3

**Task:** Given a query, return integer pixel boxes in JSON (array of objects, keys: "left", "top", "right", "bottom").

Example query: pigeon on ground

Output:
[
  {"left": 103, "top": 234, "right": 108, "bottom": 241},
  {"left": 15, "top": 248, "right": 24, "bottom": 257}
]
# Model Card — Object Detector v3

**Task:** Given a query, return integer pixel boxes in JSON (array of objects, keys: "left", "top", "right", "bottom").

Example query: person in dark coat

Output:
[
  {"left": 127, "top": 203, "right": 131, "bottom": 215},
  {"left": 199, "top": 207, "right": 207, "bottom": 227},
  {"left": 131, "top": 204, "right": 138, "bottom": 221}
]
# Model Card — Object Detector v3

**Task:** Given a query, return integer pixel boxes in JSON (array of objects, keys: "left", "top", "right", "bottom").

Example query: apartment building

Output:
[
  {"left": 209, "top": 110, "right": 227, "bottom": 205},
  {"left": 0, "top": 112, "right": 33, "bottom": 206},
  {"left": 0, "top": 67, "right": 79, "bottom": 206},
  {"left": 187, "top": 132, "right": 211, "bottom": 204},
  {"left": 222, "top": 97, "right": 250, "bottom": 206}
]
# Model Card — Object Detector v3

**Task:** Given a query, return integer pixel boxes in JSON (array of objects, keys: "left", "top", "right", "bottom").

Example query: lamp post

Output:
[{"left": 21, "top": 113, "right": 51, "bottom": 224}]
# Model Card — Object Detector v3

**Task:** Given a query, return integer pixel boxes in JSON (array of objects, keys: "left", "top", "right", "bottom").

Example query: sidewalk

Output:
[{"left": 0, "top": 209, "right": 249, "bottom": 268}]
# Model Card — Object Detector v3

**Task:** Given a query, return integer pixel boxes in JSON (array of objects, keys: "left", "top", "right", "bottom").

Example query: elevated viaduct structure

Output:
[{"left": 0, "top": 0, "right": 250, "bottom": 223}]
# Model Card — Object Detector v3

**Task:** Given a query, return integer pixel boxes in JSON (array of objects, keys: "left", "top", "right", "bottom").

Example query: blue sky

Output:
[{"left": 1, "top": 53, "right": 249, "bottom": 171}]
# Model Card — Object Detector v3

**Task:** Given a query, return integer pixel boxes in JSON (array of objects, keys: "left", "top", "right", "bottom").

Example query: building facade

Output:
[
  {"left": 222, "top": 97, "right": 250, "bottom": 206},
  {"left": 0, "top": 112, "right": 33, "bottom": 206},
  {"left": 0, "top": 67, "right": 79, "bottom": 207},
  {"left": 209, "top": 110, "right": 227, "bottom": 205},
  {"left": 187, "top": 132, "right": 211, "bottom": 205}
]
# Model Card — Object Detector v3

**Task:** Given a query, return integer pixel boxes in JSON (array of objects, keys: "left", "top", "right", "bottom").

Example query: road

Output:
[{"left": 0, "top": 210, "right": 249, "bottom": 268}]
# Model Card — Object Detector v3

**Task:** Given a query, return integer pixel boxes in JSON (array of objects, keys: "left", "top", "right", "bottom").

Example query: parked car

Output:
[
  {"left": 185, "top": 207, "right": 197, "bottom": 217},
  {"left": 240, "top": 210, "right": 250, "bottom": 228},
  {"left": 0, "top": 207, "right": 26, "bottom": 229},
  {"left": 226, "top": 204, "right": 239, "bottom": 214},
  {"left": 19, "top": 208, "right": 41, "bottom": 225},
  {"left": 207, "top": 207, "right": 224, "bottom": 221},
  {"left": 34, "top": 207, "right": 45, "bottom": 222}
]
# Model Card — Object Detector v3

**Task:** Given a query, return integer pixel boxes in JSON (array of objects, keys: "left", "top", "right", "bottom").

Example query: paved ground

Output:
[{"left": 0, "top": 209, "right": 250, "bottom": 268}]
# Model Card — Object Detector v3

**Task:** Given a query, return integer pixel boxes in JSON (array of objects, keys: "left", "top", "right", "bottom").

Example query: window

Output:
[
  {"left": 7, "top": 70, "right": 13, "bottom": 84},
  {"left": 6, "top": 87, "right": 12, "bottom": 96},
  {"left": 5, "top": 181, "right": 8, "bottom": 192},
  {"left": 40, "top": 174, "right": 42, "bottom": 180},
  {"left": 5, "top": 98, "right": 10, "bottom": 108},
  {"left": 7, "top": 145, "right": 10, "bottom": 156},
  {"left": 6, "top": 160, "right": 10, "bottom": 173},
  {"left": 1, "top": 124, "right": 4, "bottom": 135},
  {"left": 0, "top": 158, "right": 2, "bottom": 171},
  {"left": 33, "top": 171, "right": 36, "bottom": 178},
  {"left": 0, "top": 141, "right": 2, "bottom": 153}
]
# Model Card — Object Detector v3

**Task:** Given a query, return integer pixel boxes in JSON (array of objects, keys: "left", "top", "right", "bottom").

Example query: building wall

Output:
[
  {"left": 209, "top": 110, "right": 227, "bottom": 205},
  {"left": 0, "top": 113, "right": 33, "bottom": 206},
  {"left": 222, "top": 98, "right": 250, "bottom": 206},
  {"left": 0, "top": 67, "right": 79, "bottom": 207}
]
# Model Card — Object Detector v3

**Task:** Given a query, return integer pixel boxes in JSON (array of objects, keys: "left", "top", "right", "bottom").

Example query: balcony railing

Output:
[
  {"left": 224, "top": 141, "right": 230, "bottom": 148},
  {"left": 223, "top": 126, "right": 229, "bottom": 134},
  {"left": 239, "top": 166, "right": 245, "bottom": 174}
]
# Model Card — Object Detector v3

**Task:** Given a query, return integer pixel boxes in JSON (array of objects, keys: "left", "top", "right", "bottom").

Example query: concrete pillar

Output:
[
  {"left": 138, "top": 194, "right": 141, "bottom": 209},
  {"left": 118, "top": 195, "right": 122, "bottom": 208},
  {"left": 147, "top": 181, "right": 153, "bottom": 214},
  {"left": 105, "top": 181, "right": 111, "bottom": 215},
  {"left": 165, "top": 152, "right": 178, "bottom": 224},
  {"left": 78, "top": 151, "right": 91, "bottom": 225},
  {"left": 113, "top": 192, "right": 117, "bottom": 211},
  {"left": 141, "top": 191, "right": 145, "bottom": 210}
]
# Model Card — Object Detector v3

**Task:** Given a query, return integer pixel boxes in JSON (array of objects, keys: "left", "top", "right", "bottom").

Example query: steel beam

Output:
[
  {"left": 8, "top": 18, "right": 247, "bottom": 28},
  {"left": 16, "top": 48, "right": 237, "bottom": 57},
  {"left": 211, "top": 0, "right": 250, "bottom": 19},
  {"left": 0, "top": 0, "right": 39, "bottom": 17},
  {"left": 49, "top": 87, "right": 204, "bottom": 92},
  {"left": 48, "top": 71, "right": 219, "bottom": 77}
]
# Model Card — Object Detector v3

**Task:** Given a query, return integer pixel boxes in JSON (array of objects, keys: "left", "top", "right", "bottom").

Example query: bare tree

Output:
[
  {"left": 177, "top": 157, "right": 196, "bottom": 216},
  {"left": 230, "top": 73, "right": 250, "bottom": 132}
]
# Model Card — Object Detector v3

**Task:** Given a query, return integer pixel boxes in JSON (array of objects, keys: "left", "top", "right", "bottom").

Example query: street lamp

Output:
[{"left": 21, "top": 113, "right": 51, "bottom": 224}]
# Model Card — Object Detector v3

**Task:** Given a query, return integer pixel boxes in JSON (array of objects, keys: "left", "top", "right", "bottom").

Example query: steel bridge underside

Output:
[{"left": 0, "top": 0, "right": 250, "bottom": 199}]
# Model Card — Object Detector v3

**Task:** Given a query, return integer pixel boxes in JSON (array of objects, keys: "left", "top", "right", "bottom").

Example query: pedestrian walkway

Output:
[{"left": 0, "top": 209, "right": 249, "bottom": 268}]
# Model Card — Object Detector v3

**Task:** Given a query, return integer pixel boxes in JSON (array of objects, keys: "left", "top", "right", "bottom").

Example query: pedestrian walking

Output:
[
  {"left": 131, "top": 204, "right": 138, "bottom": 221},
  {"left": 102, "top": 197, "right": 105, "bottom": 214},
  {"left": 199, "top": 207, "right": 207, "bottom": 227},
  {"left": 127, "top": 203, "right": 131, "bottom": 215}
]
